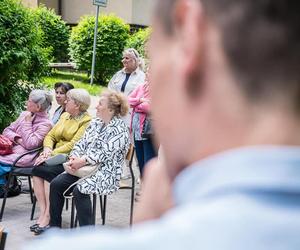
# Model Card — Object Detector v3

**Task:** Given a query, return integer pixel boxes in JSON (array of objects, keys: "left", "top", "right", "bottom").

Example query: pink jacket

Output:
[
  {"left": 0, "top": 111, "right": 52, "bottom": 167},
  {"left": 128, "top": 83, "right": 150, "bottom": 134}
]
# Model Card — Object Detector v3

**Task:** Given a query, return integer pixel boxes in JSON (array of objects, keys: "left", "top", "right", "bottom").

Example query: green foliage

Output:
[
  {"left": 32, "top": 5, "right": 70, "bottom": 62},
  {"left": 126, "top": 28, "right": 151, "bottom": 58},
  {"left": 69, "top": 15, "right": 130, "bottom": 85},
  {"left": 42, "top": 70, "right": 103, "bottom": 96},
  {"left": 0, "top": 0, "right": 50, "bottom": 131}
]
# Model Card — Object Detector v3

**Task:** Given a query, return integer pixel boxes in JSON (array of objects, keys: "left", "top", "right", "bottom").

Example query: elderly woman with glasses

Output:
[
  {"left": 30, "top": 89, "right": 92, "bottom": 235},
  {"left": 0, "top": 90, "right": 53, "bottom": 191}
]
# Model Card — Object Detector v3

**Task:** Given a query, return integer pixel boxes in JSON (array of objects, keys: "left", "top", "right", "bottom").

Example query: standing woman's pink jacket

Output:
[
  {"left": 128, "top": 83, "right": 150, "bottom": 134},
  {"left": 0, "top": 111, "right": 52, "bottom": 167}
]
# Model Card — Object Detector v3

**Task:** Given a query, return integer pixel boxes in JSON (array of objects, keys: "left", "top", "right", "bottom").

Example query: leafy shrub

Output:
[
  {"left": 126, "top": 27, "right": 151, "bottom": 59},
  {"left": 32, "top": 6, "right": 70, "bottom": 62},
  {"left": 0, "top": 0, "right": 49, "bottom": 131},
  {"left": 69, "top": 15, "right": 130, "bottom": 85}
]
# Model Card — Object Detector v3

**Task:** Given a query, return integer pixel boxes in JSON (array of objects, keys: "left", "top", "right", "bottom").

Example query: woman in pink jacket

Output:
[
  {"left": 128, "top": 73, "right": 156, "bottom": 176},
  {"left": 0, "top": 89, "right": 53, "bottom": 185}
]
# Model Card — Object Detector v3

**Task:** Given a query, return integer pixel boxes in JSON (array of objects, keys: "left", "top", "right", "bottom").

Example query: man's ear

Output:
[{"left": 173, "top": 0, "right": 205, "bottom": 98}]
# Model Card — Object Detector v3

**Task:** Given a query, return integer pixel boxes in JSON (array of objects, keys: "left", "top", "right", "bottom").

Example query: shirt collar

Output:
[
  {"left": 173, "top": 146, "right": 300, "bottom": 205},
  {"left": 121, "top": 67, "right": 140, "bottom": 75}
]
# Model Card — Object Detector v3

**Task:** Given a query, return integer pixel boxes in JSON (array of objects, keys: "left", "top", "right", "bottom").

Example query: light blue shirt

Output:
[{"left": 25, "top": 146, "right": 300, "bottom": 250}]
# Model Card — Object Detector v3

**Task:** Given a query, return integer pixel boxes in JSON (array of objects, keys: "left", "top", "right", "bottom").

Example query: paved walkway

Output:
[{"left": 0, "top": 94, "right": 140, "bottom": 250}]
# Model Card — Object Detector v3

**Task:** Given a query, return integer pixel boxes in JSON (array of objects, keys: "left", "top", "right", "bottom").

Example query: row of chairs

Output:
[{"left": 0, "top": 145, "right": 136, "bottom": 226}]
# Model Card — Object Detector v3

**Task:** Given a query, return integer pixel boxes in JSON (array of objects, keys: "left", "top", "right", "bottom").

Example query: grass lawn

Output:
[{"left": 42, "top": 70, "right": 105, "bottom": 96}]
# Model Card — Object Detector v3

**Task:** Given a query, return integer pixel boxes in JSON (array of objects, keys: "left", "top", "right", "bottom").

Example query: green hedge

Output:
[
  {"left": 32, "top": 6, "right": 70, "bottom": 62},
  {"left": 126, "top": 27, "right": 151, "bottom": 59},
  {"left": 0, "top": 0, "right": 50, "bottom": 131},
  {"left": 69, "top": 15, "right": 130, "bottom": 85}
]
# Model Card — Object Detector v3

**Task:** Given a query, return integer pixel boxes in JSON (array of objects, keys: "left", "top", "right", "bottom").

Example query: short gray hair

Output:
[
  {"left": 67, "top": 89, "right": 91, "bottom": 112},
  {"left": 29, "top": 89, "right": 53, "bottom": 111}
]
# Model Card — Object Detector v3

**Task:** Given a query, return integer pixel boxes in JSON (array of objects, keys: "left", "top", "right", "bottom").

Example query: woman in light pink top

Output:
[{"left": 0, "top": 90, "right": 53, "bottom": 184}]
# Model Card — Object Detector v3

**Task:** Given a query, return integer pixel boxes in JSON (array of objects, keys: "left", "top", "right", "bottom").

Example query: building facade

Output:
[{"left": 21, "top": 0, "right": 153, "bottom": 26}]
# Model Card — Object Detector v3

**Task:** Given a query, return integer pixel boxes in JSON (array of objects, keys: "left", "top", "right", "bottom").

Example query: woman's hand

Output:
[
  {"left": 34, "top": 148, "right": 52, "bottom": 166},
  {"left": 68, "top": 156, "right": 86, "bottom": 171},
  {"left": 15, "top": 138, "right": 23, "bottom": 145}
]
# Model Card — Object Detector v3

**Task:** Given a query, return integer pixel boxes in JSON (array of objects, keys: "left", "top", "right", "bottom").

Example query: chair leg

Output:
[
  {"left": 0, "top": 172, "right": 13, "bottom": 221},
  {"left": 66, "top": 198, "right": 69, "bottom": 211},
  {"left": 70, "top": 198, "right": 75, "bottom": 228},
  {"left": 129, "top": 149, "right": 135, "bottom": 226},
  {"left": 28, "top": 176, "right": 34, "bottom": 204},
  {"left": 30, "top": 196, "right": 36, "bottom": 220},
  {"left": 129, "top": 183, "right": 135, "bottom": 225},
  {"left": 100, "top": 195, "right": 107, "bottom": 225}
]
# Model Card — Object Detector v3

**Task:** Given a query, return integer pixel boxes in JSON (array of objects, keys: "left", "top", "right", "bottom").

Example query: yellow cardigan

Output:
[{"left": 43, "top": 112, "right": 91, "bottom": 155}]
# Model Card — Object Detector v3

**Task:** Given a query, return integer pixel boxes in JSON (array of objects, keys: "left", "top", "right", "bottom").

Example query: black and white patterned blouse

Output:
[{"left": 70, "top": 116, "right": 130, "bottom": 195}]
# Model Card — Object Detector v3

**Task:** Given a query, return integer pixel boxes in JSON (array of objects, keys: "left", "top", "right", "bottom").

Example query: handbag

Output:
[
  {"left": 62, "top": 163, "right": 98, "bottom": 198},
  {"left": 141, "top": 116, "right": 153, "bottom": 139},
  {"left": 63, "top": 162, "right": 97, "bottom": 178},
  {"left": 0, "top": 135, "right": 13, "bottom": 155},
  {"left": 45, "top": 154, "right": 68, "bottom": 167}
]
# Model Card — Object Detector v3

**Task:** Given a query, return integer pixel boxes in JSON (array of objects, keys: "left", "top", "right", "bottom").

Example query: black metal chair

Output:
[
  {"left": 71, "top": 144, "right": 136, "bottom": 227},
  {"left": 0, "top": 227, "right": 7, "bottom": 250},
  {"left": 0, "top": 147, "right": 42, "bottom": 221}
]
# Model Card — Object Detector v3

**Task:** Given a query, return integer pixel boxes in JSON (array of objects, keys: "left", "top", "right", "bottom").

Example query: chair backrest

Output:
[{"left": 0, "top": 227, "right": 7, "bottom": 250}]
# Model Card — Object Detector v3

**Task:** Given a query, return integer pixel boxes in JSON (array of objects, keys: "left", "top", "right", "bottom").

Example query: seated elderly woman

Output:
[
  {"left": 30, "top": 89, "right": 92, "bottom": 235},
  {"left": 49, "top": 90, "right": 130, "bottom": 228},
  {"left": 0, "top": 90, "right": 53, "bottom": 187}
]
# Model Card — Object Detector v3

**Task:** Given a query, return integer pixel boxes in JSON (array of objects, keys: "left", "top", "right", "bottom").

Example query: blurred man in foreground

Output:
[{"left": 27, "top": 0, "right": 300, "bottom": 249}]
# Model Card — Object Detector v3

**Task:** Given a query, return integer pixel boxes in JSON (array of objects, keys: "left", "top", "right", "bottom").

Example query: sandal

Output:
[
  {"left": 33, "top": 225, "right": 50, "bottom": 235},
  {"left": 29, "top": 223, "right": 39, "bottom": 232}
]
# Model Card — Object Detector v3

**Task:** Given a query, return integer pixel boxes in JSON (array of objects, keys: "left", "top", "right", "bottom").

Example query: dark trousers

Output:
[
  {"left": 49, "top": 173, "right": 79, "bottom": 227},
  {"left": 73, "top": 186, "right": 93, "bottom": 227},
  {"left": 134, "top": 138, "right": 156, "bottom": 176},
  {"left": 49, "top": 172, "right": 93, "bottom": 227}
]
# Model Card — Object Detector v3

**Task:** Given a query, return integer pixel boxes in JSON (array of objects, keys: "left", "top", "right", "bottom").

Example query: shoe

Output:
[
  {"left": 33, "top": 225, "right": 50, "bottom": 235},
  {"left": 29, "top": 223, "right": 39, "bottom": 232}
]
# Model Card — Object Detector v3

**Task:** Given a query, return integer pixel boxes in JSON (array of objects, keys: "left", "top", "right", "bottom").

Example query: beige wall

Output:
[
  {"left": 39, "top": 0, "right": 59, "bottom": 12},
  {"left": 22, "top": 0, "right": 152, "bottom": 26},
  {"left": 21, "top": 0, "right": 38, "bottom": 8},
  {"left": 62, "top": 0, "right": 133, "bottom": 24},
  {"left": 132, "top": 0, "right": 153, "bottom": 26}
]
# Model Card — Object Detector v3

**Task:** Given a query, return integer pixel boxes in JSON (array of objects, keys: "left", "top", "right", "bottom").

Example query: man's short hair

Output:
[{"left": 155, "top": 0, "right": 300, "bottom": 112}]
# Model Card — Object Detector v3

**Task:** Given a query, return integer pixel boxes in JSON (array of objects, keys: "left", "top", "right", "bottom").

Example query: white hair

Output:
[
  {"left": 123, "top": 48, "right": 145, "bottom": 71},
  {"left": 29, "top": 89, "right": 53, "bottom": 111},
  {"left": 67, "top": 89, "right": 91, "bottom": 112}
]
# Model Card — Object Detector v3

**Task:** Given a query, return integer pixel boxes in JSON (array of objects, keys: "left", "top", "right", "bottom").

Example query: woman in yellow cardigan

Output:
[{"left": 31, "top": 89, "right": 91, "bottom": 234}]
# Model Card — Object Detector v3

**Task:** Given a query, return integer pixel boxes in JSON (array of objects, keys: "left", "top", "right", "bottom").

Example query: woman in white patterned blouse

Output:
[{"left": 49, "top": 90, "right": 130, "bottom": 228}]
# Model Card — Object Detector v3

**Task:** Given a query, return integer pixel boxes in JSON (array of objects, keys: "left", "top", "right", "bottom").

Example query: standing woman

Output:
[
  {"left": 108, "top": 48, "right": 145, "bottom": 126},
  {"left": 30, "top": 89, "right": 91, "bottom": 235},
  {"left": 52, "top": 82, "right": 74, "bottom": 124},
  {"left": 128, "top": 72, "right": 156, "bottom": 176},
  {"left": 108, "top": 48, "right": 145, "bottom": 179}
]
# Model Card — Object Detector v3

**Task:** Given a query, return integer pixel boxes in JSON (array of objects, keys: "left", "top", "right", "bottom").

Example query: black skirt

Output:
[{"left": 32, "top": 163, "right": 65, "bottom": 183}]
